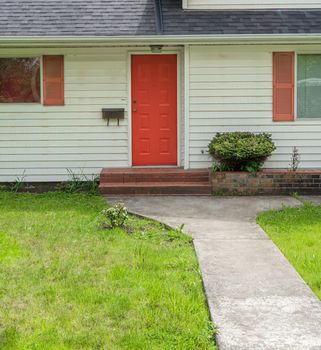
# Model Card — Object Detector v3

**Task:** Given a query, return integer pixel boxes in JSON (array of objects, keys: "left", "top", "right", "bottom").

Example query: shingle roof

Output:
[
  {"left": 0, "top": 0, "right": 157, "bottom": 36},
  {"left": 1, "top": 0, "right": 321, "bottom": 37},
  {"left": 163, "top": 0, "right": 321, "bottom": 35}
]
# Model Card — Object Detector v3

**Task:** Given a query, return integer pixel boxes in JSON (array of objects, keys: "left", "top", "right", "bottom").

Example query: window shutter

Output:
[
  {"left": 273, "top": 52, "right": 294, "bottom": 121},
  {"left": 43, "top": 55, "right": 64, "bottom": 106}
]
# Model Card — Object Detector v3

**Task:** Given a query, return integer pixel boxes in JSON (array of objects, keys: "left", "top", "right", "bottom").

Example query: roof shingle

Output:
[
  {"left": 0, "top": 0, "right": 157, "bottom": 36},
  {"left": 162, "top": 0, "right": 321, "bottom": 35},
  {"left": 1, "top": 0, "right": 321, "bottom": 37}
]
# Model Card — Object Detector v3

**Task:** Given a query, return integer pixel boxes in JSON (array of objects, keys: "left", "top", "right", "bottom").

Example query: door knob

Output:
[{"left": 133, "top": 108, "right": 137, "bottom": 112}]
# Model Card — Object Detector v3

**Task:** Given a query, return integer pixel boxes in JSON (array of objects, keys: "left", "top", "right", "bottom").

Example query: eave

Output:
[{"left": 1, "top": 34, "right": 321, "bottom": 47}]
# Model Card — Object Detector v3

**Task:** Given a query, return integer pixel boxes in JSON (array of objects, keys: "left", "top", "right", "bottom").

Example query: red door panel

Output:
[{"left": 132, "top": 55, "right": 177, "bottom": 166}]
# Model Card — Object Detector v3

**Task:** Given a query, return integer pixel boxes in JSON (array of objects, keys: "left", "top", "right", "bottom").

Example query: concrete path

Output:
[
  {"left": 300, "top": 196, "right": 321, "bottom": 206},
  {"left": 107, "top": 196, "right": 321, "bottom": 350}
]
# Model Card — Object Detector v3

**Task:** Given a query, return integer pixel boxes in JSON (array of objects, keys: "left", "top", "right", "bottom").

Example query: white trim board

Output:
[
  {"left": 184, "top": 0, "right": 321, "bottom": 10},
  {"left": 4, "top": 35, "right": 321, "bottom": 48},
  {"left": 184, "top": 45, "right": 190, "bottom": 169}
]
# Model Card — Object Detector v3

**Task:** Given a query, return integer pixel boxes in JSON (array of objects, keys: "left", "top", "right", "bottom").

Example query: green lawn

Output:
[
  {"left": 0, "top": 191, "right": 215, "bottom": 350},
  {"left": 257, "top": 201, "right": 321, "bottom": 300}
]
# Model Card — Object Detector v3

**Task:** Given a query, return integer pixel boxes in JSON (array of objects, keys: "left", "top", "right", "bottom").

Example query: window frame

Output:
[
  {"left": 0, "top": 55, "right": 43, "bottom": 105},
  {"left": 295, "top": 51, "right": 321, "bottom": 121}
]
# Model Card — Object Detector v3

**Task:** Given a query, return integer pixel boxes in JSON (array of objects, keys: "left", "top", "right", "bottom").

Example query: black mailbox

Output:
[{"left": 102, "top": 108, "right": 125, "bottom": 126}]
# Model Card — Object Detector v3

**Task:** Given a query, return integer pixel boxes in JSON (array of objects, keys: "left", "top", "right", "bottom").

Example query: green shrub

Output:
[
  {"left": 208, "top": 132, "right": 276, "bottom": 172},
  {"left": 211, "top": 163, "right": 232, "bottom": 172},
  {"left": 101, "top": 202, "right": 129, "bottom": 228},
  {"left": 56, "top": 169, "right": 99, "bottom": 195}
]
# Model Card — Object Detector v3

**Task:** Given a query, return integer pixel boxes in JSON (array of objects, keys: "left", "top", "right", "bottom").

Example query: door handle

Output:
[{"left": 133, "top": 108, "right": 137, "bottom": 112}]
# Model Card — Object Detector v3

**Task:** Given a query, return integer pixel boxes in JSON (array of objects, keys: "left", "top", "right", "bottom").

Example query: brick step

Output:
[
  {"left": 99, "top": 182, "right": 212, "bottom": 196},
  {"left": 100, "top": 174, "right": 209, "bottom": 183},
  {"left": 100, "top": 168, "right": 209, "bottom": 184}
]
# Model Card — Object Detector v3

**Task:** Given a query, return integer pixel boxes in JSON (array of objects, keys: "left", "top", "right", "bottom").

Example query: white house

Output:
[{"left": 1, "top": 0, "right": 321, "bottom": 191}]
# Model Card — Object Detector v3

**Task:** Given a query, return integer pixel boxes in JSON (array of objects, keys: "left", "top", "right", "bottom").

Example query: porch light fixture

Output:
[{"left": 150, "top": 45, "right": 163, "bottom": 53}]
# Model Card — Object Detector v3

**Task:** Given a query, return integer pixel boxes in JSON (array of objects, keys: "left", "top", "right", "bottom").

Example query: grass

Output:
[
  {"left": 0, "top": 191, "right": 215, "bottom": 350},
  {"left": 257, "top": 201, "right": 321, "bottom": 300}
]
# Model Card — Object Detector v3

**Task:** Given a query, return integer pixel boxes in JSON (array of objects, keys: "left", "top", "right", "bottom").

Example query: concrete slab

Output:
[
  {"left": 300, "top": 196, "right": 321, "bottom": 205},
  {"left": 167, "top": 218, "right": 268, "bottom": 240},
  {"left": 195, "top": 239, "right": 314, "bottom": 298},
  {"left": 106, "top": 196, "right": 321, "bottom": 349},
  {"left": 210, "top": 296, "right": 321, "bottom": 350},
  {"left": 109, "top": 196, "right": 299, "bottom": 222}
]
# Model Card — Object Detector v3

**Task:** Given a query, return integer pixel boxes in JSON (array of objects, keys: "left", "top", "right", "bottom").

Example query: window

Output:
[
  {"left": 297, "top": 54, "right": 321, "bottom": 119},
  {"left": 0, "top": 57, "right": 40, "bottom": 103}
]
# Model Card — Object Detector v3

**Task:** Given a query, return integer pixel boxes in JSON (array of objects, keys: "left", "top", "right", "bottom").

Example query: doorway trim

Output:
[{"left": 127, "top": 49, "right": 182, "bottom": 167}]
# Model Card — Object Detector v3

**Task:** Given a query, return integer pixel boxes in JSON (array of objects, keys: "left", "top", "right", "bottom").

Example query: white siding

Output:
[
  {"left": 188, "top": 45, "right": 321, "bottom": 170},
  {"left": 0, "top": 47, "right": 184, "bottom": 182},
  {"left": 0, "top": 48, "right": 128, "bottom": 182},
  {"left": 184, "top": 0, "right": 321, "bottom": 9}
]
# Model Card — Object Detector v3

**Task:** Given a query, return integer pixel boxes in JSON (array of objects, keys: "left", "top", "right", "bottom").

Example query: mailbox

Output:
[{"left": 102, "top": 108, "right": 125, "bottom": 126}]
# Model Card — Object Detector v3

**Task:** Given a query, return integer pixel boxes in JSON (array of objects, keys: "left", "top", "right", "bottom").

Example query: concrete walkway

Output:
[{"left": 107, "top": 196, "right": 321, "bottom": 350}]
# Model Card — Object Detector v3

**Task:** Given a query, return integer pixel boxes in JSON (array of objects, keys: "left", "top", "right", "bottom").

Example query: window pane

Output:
[
  {"left": 297, "top": 54, "right": 321, "bottom": 118},
  {"left": 0, "top": 57, "right": 40, "bottom": 103}
]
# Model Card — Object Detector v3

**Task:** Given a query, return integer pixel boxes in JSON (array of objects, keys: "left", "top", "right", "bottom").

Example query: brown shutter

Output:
[
  {"left": 43, "top": 55, "right": 64, "bottom": 106},
  {"left": 273, "top": 52, "right": 295, "bottom": 121}
]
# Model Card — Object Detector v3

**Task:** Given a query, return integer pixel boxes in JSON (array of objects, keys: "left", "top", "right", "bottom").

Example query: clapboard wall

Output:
[
  {"left": 0, "top": 47, "right": 184, "bottom": 182},
  {"left": 188, "top": 44, "right": 321, "bottom": 170},
  {"left": 0, "top": 48, "right": 129, "bottom": 182}
]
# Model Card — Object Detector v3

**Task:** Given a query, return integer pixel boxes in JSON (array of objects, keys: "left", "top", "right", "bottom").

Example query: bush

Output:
[
  {"left": 208, "top": 132, "right": 276, "bottom": 172},
  {"left": 57, "top": 169, "right": 99, "bottom": 195},
  {"left": 101, "top": 202, "right": 129, "bottom": 228}
]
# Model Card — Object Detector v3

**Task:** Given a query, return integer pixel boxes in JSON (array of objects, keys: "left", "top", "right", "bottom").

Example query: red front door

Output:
[{"left": 132, "top": 54, "right": 177, "bottom": 166}]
